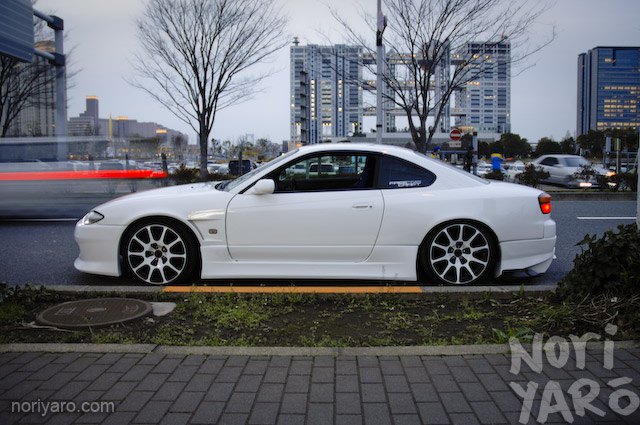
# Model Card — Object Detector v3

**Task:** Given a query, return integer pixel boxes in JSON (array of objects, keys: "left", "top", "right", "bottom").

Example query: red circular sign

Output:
[{"left": 450, "top": 129, "right": 462, "bottom": 141}]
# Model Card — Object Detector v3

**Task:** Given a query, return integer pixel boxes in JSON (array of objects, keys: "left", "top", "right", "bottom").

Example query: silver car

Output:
[{"left": 533, "top": 155, "right": 612, "bottom": 188}]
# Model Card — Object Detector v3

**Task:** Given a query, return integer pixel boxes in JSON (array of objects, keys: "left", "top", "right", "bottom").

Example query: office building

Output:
[
  {"left": 577, "top": 46, "right": 640, "bottom": 136},
  {"left": 67, "top": 96, "right": 100, "bottom": 135},
  {"left": 455, "top": 41, "right": 511, "bottom": 134},
  {"left": 6, "top": 41, "right": 58, "bottom": 137},
  {"left": 290, "top": 41, "right": 363, "bottom": 144},
  {"left": 67, "top": 96, "right": 185, "bottom": 140}
]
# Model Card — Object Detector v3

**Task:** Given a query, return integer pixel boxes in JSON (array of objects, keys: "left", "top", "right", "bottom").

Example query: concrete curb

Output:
[
  {"left": 0, "top": 343, "right": 156, "bottom": 353},
  {"left": 550, "top": 191, "right": 636, "bottom": 201},
  {"left": 1, "top": 341, "right": 637, "bottom": 356},
  {"left": 42, "top": 284, "right": 554, "bottom": 295}
]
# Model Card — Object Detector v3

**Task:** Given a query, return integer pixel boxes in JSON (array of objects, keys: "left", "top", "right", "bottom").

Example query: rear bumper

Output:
[
  {"left": 74, "top": 221, "right": 123, "bottom": 277},
  {"left": 497, "top": 236, "right": 556, "bottom": 276}
]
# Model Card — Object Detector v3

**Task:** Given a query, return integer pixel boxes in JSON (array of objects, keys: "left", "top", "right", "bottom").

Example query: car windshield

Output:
[
  {"left": 564, "top": 157, "right": 590, "bottom": 167},
  {"left": 218, "top": 149, "right": 299, "bottom": 191}
]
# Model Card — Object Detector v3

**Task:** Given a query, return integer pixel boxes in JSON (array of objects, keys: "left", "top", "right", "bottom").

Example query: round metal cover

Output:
[{"left": 37, "top": 298, "right": 152, "bottom": 329}]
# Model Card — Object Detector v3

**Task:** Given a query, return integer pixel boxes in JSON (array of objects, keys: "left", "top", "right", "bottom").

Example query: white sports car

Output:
[{"left": 75, "top": 144, "right": 556, "bottom": 285}]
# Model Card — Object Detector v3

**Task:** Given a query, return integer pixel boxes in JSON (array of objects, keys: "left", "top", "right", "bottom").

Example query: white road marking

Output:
[{"left": 577, "top": 217, "right": 636, "bottom": 220}]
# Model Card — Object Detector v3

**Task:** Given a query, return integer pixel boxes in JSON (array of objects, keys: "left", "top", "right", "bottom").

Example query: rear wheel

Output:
[
  {"left": 420, "top": 222, "right": 496, "bottom": 285},
  {"left": 122, "top": 220, "right": 198, "bottom": 285}
]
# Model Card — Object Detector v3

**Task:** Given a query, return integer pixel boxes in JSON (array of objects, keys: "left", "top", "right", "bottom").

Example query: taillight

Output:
[{"left": 538, "top": 193, "right": 552, "bottom": 214}]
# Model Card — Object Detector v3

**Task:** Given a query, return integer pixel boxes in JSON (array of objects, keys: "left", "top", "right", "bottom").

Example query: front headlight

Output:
[
  {"left": 82, "top": 211, "right": 104, "bottom": 225},
  {"left": 606, "top": 171, "right": 616, "bottom": 177}
]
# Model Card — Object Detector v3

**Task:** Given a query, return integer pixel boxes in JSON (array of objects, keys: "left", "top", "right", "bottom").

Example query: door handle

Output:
[{"left": 352, "top": 203, "right": 373, "bottom": 209}]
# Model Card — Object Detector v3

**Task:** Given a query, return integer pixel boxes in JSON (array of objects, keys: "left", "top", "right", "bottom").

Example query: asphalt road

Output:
[{"left": 0, "top": 200, "right": 636, "bottom": 287}]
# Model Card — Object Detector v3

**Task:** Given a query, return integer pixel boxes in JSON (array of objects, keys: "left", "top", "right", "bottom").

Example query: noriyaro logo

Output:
[{"left": 508, "top": 325, "right": 639, "bottom": 424}]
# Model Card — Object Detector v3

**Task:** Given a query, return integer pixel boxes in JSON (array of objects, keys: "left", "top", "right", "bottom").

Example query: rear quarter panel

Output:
[{"left": 377, "top": 181, "right": 546, "bottom": 246}]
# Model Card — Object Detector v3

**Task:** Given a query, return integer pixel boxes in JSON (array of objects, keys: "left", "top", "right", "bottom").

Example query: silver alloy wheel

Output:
[
  {"left": 429, "top": 223, "right": 491, "bottom": 285},
  {"left": 126, "top": 224, "right": 187, "bottom": 285}
]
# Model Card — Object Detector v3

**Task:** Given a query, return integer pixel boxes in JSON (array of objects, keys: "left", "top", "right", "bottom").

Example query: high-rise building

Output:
[
  {"left": 455, "top": 41, "right": 511, "bottom": 134},
  {"left": 6, "top": 40, "right": 57, "bottom": 137},
  {"left": 290, "top": 41, "right": 363, "bottom": 144},
  {"left": 577, "top": 46, "right": 640, "bottom": 136}
]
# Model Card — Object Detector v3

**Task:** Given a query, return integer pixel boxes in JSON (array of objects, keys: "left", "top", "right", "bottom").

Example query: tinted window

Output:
[
  {"left": 274, "top": 154, "right": 374, "bottom": 192},
  {"left": 378, "top": 156, "right": 436, "bottom": 189},
  {"left": 564, "top": 157, "right": 589, "bottom": 167},
  {"left": 540, "top": 157, "right": 559, "bottom": 166}
]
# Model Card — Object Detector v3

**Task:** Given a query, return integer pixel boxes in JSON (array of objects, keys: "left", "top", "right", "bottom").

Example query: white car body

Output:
[
  {"left": 505, "top": 161, "right": 526, "bottom": 182},
  {"left": 533, "top": 155, "right": 610, "bottom": 188},
  {"left": 75, "top": 144, "right": 556, "bottom": 284}
]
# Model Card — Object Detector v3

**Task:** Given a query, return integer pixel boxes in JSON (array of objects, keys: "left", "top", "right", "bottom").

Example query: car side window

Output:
[
  {"left": 274, "top": 154, "right": 375, "bottom": 192},
  {"left": 540, "top": 157, "right": 558, "bottom": 166},
  {"left": 377, "top": 156, "right": 436, "bottom": 189}
]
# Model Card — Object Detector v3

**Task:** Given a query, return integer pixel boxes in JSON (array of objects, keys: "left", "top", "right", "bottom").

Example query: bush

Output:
[
  {"left": 557, "top": 224, "right": 640, "bottom": 301},
  {"left": 171, "top": 164, "right": 199, "bottom": 185},
  {"left": 573, "top": 164, "right": 597, "bottom": 185},
  {"left": 516, "top": 164, "right": 549, "bottom": 188},
  {"left": 484, "top": 170, "right": 504, "bottom": 181}
]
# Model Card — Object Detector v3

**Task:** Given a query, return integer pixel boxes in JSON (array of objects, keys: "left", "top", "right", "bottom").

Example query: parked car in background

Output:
[
  {"left": 229, "top": 159, "right": 256, "bottom": 175},
  {"left": 207, "top": 163, "right": 229, "bottom": 175},
  {"left": 505, "top": 161, "right": 526, "bottom": 182},
  {"left": 532, "top": 155, "right": 613, "bottom": 188}
]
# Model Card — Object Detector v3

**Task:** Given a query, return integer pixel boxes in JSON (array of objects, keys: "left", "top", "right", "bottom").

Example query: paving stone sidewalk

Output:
[{"left": 1, "top": 347, "right": 639, "bottom": 425}]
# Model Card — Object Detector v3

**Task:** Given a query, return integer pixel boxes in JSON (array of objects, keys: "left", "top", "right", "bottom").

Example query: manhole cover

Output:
[{"left": 37, "top": 298, "right": 152, "bottom": 329}]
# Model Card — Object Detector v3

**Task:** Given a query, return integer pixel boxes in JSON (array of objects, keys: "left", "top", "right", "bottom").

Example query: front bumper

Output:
[{"left": 74, "top": 221, "right": 124, "bottom": 277}]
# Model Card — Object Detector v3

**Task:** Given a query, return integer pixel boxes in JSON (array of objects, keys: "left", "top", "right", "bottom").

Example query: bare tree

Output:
[
  {"left": 0, "top": 3, "right": 63, "bottom": 138},
  {"left": 130, "top": 0, "right": 288, "bottom": 177},
  {"left": 331, "top": 0, "right": 555, "bottom": 152}
]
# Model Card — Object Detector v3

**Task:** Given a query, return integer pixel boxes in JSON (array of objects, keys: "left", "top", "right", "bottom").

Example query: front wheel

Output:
[
  {"left": 420, "top": 222, "right": 496, "bottom": 285},
  {"left": 122, "top": 220, "right": 198, "bottom": 285}
]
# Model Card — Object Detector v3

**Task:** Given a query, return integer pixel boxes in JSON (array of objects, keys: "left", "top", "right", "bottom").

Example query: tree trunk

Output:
[{"left": 199, "top": 124, "right": 208, "bottom": 179}]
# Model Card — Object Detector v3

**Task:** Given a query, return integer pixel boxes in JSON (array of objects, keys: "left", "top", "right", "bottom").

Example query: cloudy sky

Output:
[{"left": 39, "top": 0, "right": 640, "bottom": 145}]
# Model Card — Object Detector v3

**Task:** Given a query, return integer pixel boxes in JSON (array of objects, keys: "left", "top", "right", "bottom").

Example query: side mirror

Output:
[{"left": 249, "top": 179, "right": 275, "bottom": 195}]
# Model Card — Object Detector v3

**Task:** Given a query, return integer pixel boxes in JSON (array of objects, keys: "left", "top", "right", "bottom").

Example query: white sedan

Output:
[{"left": 75, "top": 144, "right": 556, "bottom": 286}]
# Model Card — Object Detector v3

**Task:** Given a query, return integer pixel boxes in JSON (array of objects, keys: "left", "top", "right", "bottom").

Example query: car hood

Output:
[{"left": 90, "top": 181, "right": 233, "bottom": 226}]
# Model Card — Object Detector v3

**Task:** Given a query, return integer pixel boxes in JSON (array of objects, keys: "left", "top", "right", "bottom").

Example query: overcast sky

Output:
[{"left": 39, "top": 0, "right": 640, "bottom": 145}]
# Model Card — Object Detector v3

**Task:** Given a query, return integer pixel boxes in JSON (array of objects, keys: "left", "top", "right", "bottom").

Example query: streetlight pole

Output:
[{"left": 375, "top": 0, "right": 386, "bottom": 145}]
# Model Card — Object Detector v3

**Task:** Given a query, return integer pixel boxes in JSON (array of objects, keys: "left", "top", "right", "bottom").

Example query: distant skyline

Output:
[{"left": 39, "top": 0, "right": 640, "bottom": 145}]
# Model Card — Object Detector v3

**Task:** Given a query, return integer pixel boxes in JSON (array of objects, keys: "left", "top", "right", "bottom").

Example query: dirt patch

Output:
[{"left": 0, "top": 286, "right": 638, "bottom": 346}]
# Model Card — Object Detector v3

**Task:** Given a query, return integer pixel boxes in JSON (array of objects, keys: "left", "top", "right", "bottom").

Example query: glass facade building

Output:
[
  {"left": 455, "top": 42, "right": 511, "bottom": 134},
  {"left": 577, "top": 46, "right": 640, "bottom": 136},
  {"left": 290, "top": 42, "right": 363, "bottom": 144}
]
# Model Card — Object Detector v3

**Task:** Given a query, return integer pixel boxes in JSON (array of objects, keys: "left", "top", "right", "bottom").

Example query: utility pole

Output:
[
  {"left": 472, "top": 132, "right": 478, "bottom": 176},
  {"left": 33, "top": 9, "right": 66, "bottom": 159},
  {"left": 637, "top": 128, "right": 639, "bottom": 231},
  {"left": 375, "top": 0, "right": 386, "bottom": 144}
]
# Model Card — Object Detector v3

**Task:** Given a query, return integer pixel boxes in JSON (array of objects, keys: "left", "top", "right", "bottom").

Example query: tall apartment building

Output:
[
  {"left": 6, "top": 41, "right": 57, "bottom": 137},
  {"left": 290, "top": 42, "right": 363, "bottom": 144},
  {"left": 577, "top": 46, "right": 640, "bottom": 136},
  {"left": 455, "top": 41, "right": 511, "bottom": 134}
]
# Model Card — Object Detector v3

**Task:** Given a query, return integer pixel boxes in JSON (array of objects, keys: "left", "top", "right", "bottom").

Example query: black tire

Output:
[
  {"left": 419, "top": 221, "right": 497, "bottom": 285},
  {"left": 121, "top": 218, "right": 198, "bottom": 285}
]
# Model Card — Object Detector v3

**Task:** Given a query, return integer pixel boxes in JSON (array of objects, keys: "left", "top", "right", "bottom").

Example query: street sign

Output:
[
  {"left": 450, "top": 128, "right": 462, "bottom": 141},
  {"left": 0, "top": 0, "right": 34, "bottom": 63},
  {"left": 449, "top": 141, "right": 462, "bottom": 148}
]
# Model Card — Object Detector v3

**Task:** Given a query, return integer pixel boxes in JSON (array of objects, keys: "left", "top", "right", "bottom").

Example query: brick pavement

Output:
[{"left": 0, "top": 347, "right": 639, "bottom": 424}]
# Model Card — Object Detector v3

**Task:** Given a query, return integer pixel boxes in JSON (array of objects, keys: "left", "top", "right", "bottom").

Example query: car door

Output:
[
  {"left": 225, "top": 152, "right": 384, "bottom": 263},
  {"left": 538, "top": 157, "right": 560, "bottom": 183}
]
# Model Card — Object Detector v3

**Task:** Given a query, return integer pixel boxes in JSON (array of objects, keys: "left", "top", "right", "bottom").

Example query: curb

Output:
[
  {"left": 1, "top": 341, "right": 637, "bottom": 356},
  {"left": 42, "top": 284, "right": 555, "bottom": 295},
  {"left": 550, "top": 191, "right": 636, "bottom": 201}
]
